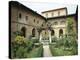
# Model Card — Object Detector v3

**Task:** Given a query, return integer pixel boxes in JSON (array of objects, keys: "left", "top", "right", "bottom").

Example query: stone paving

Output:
[{"left": 43, "top": 45, "right": 52, "bottom": 57}]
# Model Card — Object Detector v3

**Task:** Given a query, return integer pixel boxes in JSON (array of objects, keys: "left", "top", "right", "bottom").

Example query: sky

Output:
[{"left": 18, "top": 1, "right": 77, "bottom": 15}]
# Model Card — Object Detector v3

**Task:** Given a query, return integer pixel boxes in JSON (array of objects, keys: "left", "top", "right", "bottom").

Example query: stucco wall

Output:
[
  {"left": 11, "top": 5, "right": 45, "bottom": 39},
  {"left": 47, "top": 18, "right": 67, "bottom": 38},
  {"left": 42, "top": 9, "right": 67, "bottom": 18}
]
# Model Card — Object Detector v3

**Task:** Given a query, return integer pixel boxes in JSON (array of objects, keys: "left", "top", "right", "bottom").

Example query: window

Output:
[
  {"left": 58, "top": 11, "right": 60, "bottom": 16},
  {"left": 45, "top": 31, "right": 46, "bottom": 35},
  {"left": 42, "top": 24, "right": 43, "bottom": 27},
  {"left": 19, "top": 13, "right": 22, "bottom": 19},
  {"left": 59, "top": 29, "right": 63, "bottom": 37},
  {"left": 51, "top": 30, "right": 55, "bottom": 36},
  {"left": 34, "top": 19, "right": 35, "bottom": 22},
  {"left": 52, "top": 12, "right": 54, "bottom": 17},
  {"left": 25, "top": 16, "right": 28, "bottom": 20},
  {"left": 37, "top": 21, "right": 39, "bottom": 24},
  {"left": 46, "top": 13, "right": 48, "bottom": 18},
  {"left": 47, "top": 22, "right": 51, "bottom": 26},
  {"left": 21, "top": 27, "right": 26, "bottom": 37},
  {"left": 32, "top": 28, "right": 35, "bottom": 37},
  {"left": 60, "top": 21, "right": 65, "bottom": 24},
  {"left": 48, "top": 21, "right": 50, "bottom": 24},
  {"left": 54, "top": 21, "right": 58, "bottom": 25}
]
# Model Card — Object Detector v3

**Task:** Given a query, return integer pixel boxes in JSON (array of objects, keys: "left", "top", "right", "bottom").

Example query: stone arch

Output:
[
  {"left": 59, "top": 29, "right": 63, "bottom": 37},
  {"left": 51, "top": 30, "right": 55, "bottom": 36},
  {"left": 21, "top": 27, "right": 26, "bottom": 37},
  {"left": 32, "top": 28, "right": 35, "bottom": 37}
]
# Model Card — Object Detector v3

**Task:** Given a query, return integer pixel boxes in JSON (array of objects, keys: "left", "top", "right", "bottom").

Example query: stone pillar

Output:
[
  {"left": 49, "top": 31, "right": 51, "bottom": 43},
  {"left": 39, "top": 33, "right": 42, "bottom": 43}
]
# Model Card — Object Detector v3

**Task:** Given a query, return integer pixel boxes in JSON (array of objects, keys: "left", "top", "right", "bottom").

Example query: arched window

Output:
[
  {"left": 54, "top": 21, "right": 58, "bottom": 25},
  {"left": 21, "top": 27, "right": 26, "bottom": 37},
  {"left": 32, "top": 28, "right": 35, "bottom": 37},
  {"left": 51, "top": 30, "right": 55, "bottom": 36},
  {"left": 19, "top": 13, "right": 22, "bottom": 19},
  {"left": 59, "top": 29, "right": 63, "bottom": 37}
]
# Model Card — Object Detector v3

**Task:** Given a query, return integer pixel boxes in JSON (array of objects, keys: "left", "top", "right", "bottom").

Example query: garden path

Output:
[{"left": 43, "top": 45, "right": 52, "bottom": 57}]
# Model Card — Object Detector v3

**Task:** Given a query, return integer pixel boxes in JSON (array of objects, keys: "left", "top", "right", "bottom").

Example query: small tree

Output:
[
  {"left": 66, "top": 18, "right": 77, "bottom": 51},
  {"left": 67, "top": 18, "right": 77, "bottom": 37},
  {"left": 67, "top": 18, "right": 74, "bottom": 35}
]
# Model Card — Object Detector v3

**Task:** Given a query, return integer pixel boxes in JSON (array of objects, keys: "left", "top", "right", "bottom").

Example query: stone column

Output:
[
  {"left": 49, "top": 31, "right": 51, "bottom": 43},
  {"left": 39, "top": 33, "right": 42, "bottom": 43}
]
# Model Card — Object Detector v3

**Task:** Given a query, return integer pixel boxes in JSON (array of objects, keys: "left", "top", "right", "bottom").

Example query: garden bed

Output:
[
  {"left": 49, "top": 45, "right": 76, "bottom": 56},
  {"left": 27, "top": 45, "right": 43, "bottom": 58},
  {"left": 50, "top": 36, "right": 78, "bottom": 56},
  {"left": 11, "top": 36, "right": 43, "bottom": 58}
]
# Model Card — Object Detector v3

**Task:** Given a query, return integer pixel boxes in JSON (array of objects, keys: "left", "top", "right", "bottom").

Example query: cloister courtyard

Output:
[{"left": 9, "top": 1, "right": 78, "bottom": 58}]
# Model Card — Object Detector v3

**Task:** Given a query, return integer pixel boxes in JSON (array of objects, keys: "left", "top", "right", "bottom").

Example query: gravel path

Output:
[{"left": 43, "top": 45, "right": 52, "bottom": 57}]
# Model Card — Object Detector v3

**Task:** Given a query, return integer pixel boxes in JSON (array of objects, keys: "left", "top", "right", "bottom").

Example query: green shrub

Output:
[
  {"left": 11, "top": 36, "right": 28, "bottom": 58},
  {"left": 15, "top": 47, "right": 28, "bottom": 58},
  {"left": 26, "top": 40, "right": 34, "bottom": 52},
  {"left": 55, "top": 36, "right": 77, "bottom": 48},
  {"left": 72, "top": 47, "right": 78, "bottom": 55},
  {"left": 14, "top": 36, "right": 25, "bottom": 44},
  {"left": 57, "top": 38, "right": 64, "bottom": 46},
  {"left": 64, "top": 36, "right": 78, "bottom": 48},
  {"left": 13, "top": 31, "right": 22, "bottom": 36},
  {"left": 52, "top": 37, "right": 57, "bottom": 42},
  {"left": 49, "top": 36, "right": 78, "bottom": 56},
  {"left": 28, "top": 45, "right": 43, "bottom": 58},
  {"left": 11, "top": 35, "right": 42, "bottom": 58},
  {"left": 32, "top": 39, "right": 39, "bottom": 43},
  {"left": 11, "top": 36, "right": 32, "bottom": 58},
  {"left": 50, "top": 45, "right": 74, "bottom": 56}
]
